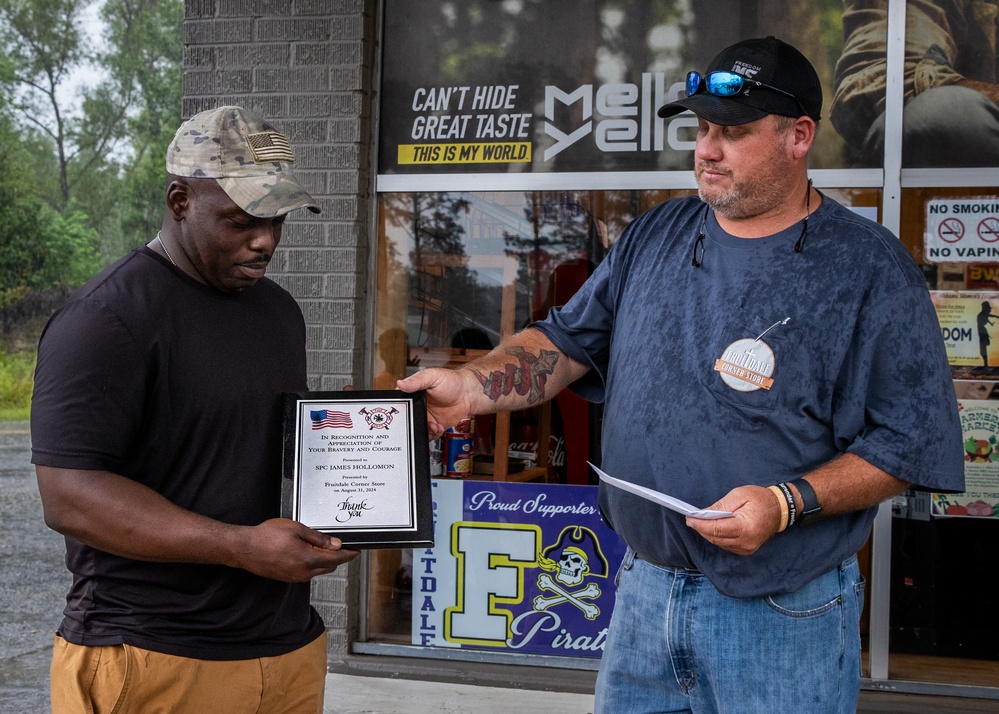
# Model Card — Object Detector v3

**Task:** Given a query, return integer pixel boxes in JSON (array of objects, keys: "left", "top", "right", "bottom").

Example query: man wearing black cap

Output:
[
  {"left": 31, "top": 107, "right": 359, "bottom": 713},
  {"left": 398, "top": 37, "right": 962, "bottom": 712}
]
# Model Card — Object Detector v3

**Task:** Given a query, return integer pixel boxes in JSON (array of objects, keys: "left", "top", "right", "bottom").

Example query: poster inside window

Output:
[
  {"left": 367, "top": 188, "right": 682, "bottom": 650},
  {"left": 832, "top": 0, "right": 999, "bottom": 168},
  {"left": 382, "top": 0, "right": 999, "bottom": 175},
  {"left": 932, "top": 400, "right": 999, "bottom": 518},
  {"left": 379, "top": 0, "right": 856, "bottom": 175}
]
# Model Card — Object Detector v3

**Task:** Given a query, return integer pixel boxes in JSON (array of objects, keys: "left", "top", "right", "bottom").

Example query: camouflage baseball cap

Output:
[{"left": 166, "top": 106, "right": 320, "bottom": 217}]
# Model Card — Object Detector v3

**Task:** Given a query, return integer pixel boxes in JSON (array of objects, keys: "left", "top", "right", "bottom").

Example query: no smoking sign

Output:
[
  {"left": 979, "top": 217, "right": 999, "bottom": 243},
  {"left": 938, "top": 217, "right": 965, "bottom": 243},
  {"left": 926, "top": 197, "right": 999, "bottom": 262}
]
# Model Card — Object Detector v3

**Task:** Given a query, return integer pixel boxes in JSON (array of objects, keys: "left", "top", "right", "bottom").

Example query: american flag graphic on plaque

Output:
[{"left": 310, "top": 409, "right": 353, "bottom": 429}]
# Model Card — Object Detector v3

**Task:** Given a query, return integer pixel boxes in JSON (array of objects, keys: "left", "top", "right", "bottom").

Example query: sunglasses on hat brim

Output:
[{"left": 685, "top": 71, "right": 808, "bottom": 118}]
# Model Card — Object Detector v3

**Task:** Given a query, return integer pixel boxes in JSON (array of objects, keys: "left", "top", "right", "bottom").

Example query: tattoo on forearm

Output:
[{"left": 472, "top": 347, "right": 560, "bottom": 404}]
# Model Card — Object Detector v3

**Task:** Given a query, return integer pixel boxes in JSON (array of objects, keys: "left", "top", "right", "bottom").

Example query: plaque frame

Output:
[{"left": 281, "top": 390, "right": 433, "bottom": 549}]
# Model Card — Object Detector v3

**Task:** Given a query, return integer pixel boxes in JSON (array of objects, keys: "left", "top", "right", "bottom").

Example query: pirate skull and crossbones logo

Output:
[{"left": 534, "top": 527, "right": 608, "bottom": 621}]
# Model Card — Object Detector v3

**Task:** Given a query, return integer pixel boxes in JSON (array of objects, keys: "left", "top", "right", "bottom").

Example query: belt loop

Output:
[
  {"left": 614, "top": 547, "right": 637, "bottom": 587},
  {"left": 622, "top": 547, "right": 637, "bottom": 569}
]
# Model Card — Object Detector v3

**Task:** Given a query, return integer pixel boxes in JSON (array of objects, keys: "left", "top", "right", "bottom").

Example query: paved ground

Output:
[
  {"left": 0, "top": 422, "right": 68, "bottom": 713},
  {"left": 321, "top": 674, "right": 999, "bottom": 714},
  {"left": 323, "top": 674, "right": 596, "bottom": 713}
]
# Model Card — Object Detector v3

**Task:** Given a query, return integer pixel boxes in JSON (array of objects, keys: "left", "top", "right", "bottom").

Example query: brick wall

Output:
[{"left": 182, "top": 0, "right": 377, "bottom": 662}]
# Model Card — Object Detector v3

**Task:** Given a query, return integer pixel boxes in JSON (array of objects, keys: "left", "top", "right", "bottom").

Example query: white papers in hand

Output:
[{"left": 589, "top": 462, "right": 733, "bottom": 520}]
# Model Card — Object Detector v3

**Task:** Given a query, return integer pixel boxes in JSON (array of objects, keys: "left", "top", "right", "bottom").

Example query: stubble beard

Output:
[
  {"left": 695, "top": 127, "right": 797, "bottom": 220},
  {"left": 696, "top": 159, "right": 792, "bottom": 221}
]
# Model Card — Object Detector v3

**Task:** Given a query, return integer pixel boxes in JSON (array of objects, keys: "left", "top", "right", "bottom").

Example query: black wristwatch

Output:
[{"left": 790, "top": 478, "right": 822, "bottom": 527}]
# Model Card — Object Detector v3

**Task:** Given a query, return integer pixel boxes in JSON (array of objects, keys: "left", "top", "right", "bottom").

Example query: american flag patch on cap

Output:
[{"left": 246, "top": 131, "right": 296, "bottom": 163}]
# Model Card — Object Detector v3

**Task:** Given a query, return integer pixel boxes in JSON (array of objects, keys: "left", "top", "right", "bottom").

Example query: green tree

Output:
[
  {"left": 1, "top": 88, "right": 101, "bottom": 308},
  {"left": 0, "top": 0, "right": 182, "bottom": 269},
  {"left": 0, "top": 0, "right": 104, "bottom": 210},
  {"left": 63, "top": 0, "right": 183, "bottom": 259},
  {"left": 1, "top": 70, "right": 49, "bottom": 307},
  {"left": 96, "top": 0, "right": 183, "bottom": 257},
  {"left": 1, "top": 0, "right": 180, "bottom": 319},
  {"left": 0, "top": 142, "right": 101, "bottom": 308}
]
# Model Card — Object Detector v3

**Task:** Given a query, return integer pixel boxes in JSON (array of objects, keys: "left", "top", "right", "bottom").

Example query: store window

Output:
[
  {"left": 373, "top": 189, "right": 676, "bottom": 482},
  {"left": 365, "top": 188, "right": 890, "bottom": 660},
  {"left": 890, "top": 187, "right": 999, "bottom": 688},
  {"left": 367, "top": 189, "right": 681, "bottom": 652},
  {"left": 883, "top": 0, "right": 999, "bottom": 688},
  {"left": 368, "top": 0, "right": 861, "bottom": 665}
]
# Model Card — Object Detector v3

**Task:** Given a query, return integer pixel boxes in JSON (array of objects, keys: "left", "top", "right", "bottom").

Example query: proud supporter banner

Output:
[{"left": 413, "top": 480, "right": 626, "bottom": 658}]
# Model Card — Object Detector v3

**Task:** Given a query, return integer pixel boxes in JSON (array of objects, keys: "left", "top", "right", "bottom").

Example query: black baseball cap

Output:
[{"left": 658, "top": 36, "right": 822, "bottom": 125}]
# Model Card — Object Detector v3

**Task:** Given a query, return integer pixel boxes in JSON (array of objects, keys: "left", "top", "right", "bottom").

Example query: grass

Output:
[
  {"left": 1, "top": 306, "right": 48, "bottom": 423},
  {"left": 0, "top": 346, "right": 35, "bottom": 422}
]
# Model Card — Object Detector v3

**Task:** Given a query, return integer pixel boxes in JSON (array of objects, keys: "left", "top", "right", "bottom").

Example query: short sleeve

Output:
[
  {"left": 30, "top": 297, "right": 148, "bottom": 472},
  {"left": 837, "top": 285, "right": 965, "bottom": 492}
]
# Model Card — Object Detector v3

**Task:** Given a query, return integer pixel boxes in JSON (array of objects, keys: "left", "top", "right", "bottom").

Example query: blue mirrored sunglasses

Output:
[{"left": 685, "top": 71, "right": 807, "bottom": 117}]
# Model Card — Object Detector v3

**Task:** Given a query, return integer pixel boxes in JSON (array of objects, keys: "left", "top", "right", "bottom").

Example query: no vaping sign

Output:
[{"left": 925, "top": 198, "right": 999, "bottom": 262}]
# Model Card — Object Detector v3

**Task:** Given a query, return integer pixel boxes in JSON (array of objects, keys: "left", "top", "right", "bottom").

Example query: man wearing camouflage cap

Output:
[{"left": 31, "top": 106, "right": 358, "bottom": 713}]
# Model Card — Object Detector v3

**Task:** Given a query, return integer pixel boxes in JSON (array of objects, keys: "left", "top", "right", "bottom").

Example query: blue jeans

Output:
[{"left": 595, "top": 549, "right": 864, "bottom": 713}]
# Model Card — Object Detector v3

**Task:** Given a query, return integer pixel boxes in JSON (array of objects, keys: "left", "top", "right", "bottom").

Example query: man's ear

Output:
[
  {"left": 166, "top": 180, "right": 191, "bottom": 221},
  {"left": 790, "top": 116, "right": 816, "bottom": 160}
]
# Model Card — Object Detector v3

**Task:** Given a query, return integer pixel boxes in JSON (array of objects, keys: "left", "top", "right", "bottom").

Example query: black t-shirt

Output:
[{"left": 31, "top": 248, "right": 322, "bottom": 660}]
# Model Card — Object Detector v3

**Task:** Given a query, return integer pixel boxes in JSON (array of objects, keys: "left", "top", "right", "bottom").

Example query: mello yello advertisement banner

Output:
[
  {"left": 378, "top": 0, "right": 853, "bottom": 176},
  {"left": 413, "top": 480, "right": 626, "bottom": 658}
]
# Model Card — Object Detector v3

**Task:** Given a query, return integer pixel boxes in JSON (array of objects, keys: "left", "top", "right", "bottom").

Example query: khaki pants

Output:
[{"left": 50, "top": 632, "right": 327, "bottom": 714}]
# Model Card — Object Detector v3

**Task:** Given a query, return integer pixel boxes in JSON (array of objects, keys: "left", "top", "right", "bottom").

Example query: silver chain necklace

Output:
[{"left": 156, "top": 232, "right": 178, "bottom": 267}]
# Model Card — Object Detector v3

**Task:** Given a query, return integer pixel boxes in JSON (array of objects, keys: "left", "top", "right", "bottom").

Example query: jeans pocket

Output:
[{"left": 764, "top": 567, "right": 844, "bottom": 618}]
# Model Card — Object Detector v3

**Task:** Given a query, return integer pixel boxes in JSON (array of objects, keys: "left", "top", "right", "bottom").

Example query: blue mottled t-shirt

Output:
[{"left": 534, "top": 195, "right": 964, "bottom": 598}]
